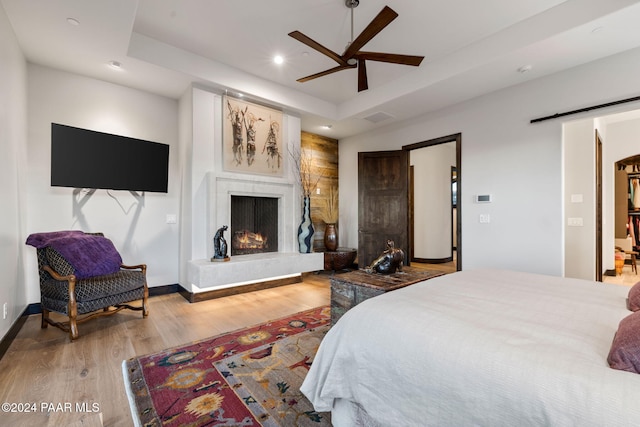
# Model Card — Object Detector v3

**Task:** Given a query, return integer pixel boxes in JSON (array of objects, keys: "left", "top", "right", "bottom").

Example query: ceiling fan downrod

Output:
[{"left": 345, "top": 0, "right": 359, "bottom": 64}]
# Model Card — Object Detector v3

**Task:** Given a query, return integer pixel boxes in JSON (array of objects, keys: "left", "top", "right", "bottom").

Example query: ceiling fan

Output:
[{"left": 288, "top": 0, "right": 424, "bottom": 92}]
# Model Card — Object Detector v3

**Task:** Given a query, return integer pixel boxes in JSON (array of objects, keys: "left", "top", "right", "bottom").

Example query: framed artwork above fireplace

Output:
[{"left": 223, "top": 95, "right": 284, "bottom": 177}]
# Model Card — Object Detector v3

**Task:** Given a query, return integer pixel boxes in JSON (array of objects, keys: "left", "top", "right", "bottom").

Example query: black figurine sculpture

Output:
[
  {"left": 365, "top": 239, "right": 405, "bottom": 274},
  {"left": 211, "top": 225, "right": 230, "bottom": 262}
]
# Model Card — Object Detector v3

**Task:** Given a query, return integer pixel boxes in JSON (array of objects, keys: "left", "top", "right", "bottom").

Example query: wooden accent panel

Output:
[{"left": 301, "top": 131, "right": 339, "bottom": 252}]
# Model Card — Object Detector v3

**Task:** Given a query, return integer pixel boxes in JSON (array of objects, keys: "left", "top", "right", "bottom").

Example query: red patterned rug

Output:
[{"left": 122, "top": 306, "right": 332, "bottom": 426}]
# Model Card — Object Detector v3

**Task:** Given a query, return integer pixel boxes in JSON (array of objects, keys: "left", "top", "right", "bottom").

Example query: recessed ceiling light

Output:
[
  {"left": 322, "top": 124, "right": 333, "bottom": 129},
  {"left": 66, "top": 17, "right": 80, "bottom": 26},
  {"left": 108, "top": 60, "right": 122, "bottom": 70},
  {"left": 591, "top": 26, "right": 604, "bottom": 34},
  {"left": 273, "top": 55, "right": 284, "bottom": 65}
]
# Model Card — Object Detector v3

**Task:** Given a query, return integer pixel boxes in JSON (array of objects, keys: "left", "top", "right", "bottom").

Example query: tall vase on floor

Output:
[{"left": 298, "top": 196, "right": 314, "bottom": 253}]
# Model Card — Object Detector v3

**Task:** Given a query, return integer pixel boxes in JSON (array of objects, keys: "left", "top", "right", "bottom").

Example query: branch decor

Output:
[{"left": 289, "top": 146, "right": 322, "bottom": 197}]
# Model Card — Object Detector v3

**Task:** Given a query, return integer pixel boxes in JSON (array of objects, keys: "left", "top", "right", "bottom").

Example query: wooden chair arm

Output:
[
  {"left": 120, "top": 264, "right": 147, "bottom": 271},
  {"left": 42, "top": 265, "right": 76, "bottom": 282}
]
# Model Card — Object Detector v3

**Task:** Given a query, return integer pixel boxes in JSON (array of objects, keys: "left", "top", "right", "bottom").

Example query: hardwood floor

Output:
[
  {"left": 410, "top": 258, "right": 457, "bottom": 274},
  {"left": 602, "top": 266, "right": 639, "bottom": 286},
  {"left": 0, "top": 274, "right": 330, "bottom": 427},
  {"left": 0, "top": 264, "right": 454, "bottom": 427}
]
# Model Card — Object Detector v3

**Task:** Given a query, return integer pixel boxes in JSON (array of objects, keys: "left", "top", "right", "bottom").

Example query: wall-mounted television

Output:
[{"left": 51, "top": 123, "right": 169, "bottom": 193}]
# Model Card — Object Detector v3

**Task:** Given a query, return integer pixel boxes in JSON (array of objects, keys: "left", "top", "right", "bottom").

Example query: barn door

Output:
[{"left": 358, "top": 150, "right": 410, "bottom": 268}]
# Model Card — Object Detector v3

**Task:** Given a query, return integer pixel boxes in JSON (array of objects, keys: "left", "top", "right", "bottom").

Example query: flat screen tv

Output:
[{"left": 51, "top": 123, "right": 169, "bottom": 193}]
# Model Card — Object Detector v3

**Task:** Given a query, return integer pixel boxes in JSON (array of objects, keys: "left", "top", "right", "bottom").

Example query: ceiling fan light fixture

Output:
[{"left": 345, "top": 0, "right": 359, "bottom": 9}]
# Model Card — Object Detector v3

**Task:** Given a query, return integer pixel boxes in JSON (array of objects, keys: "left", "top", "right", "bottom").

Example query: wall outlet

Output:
[
  {"left": 479, "top": 214, "right": 491, "bottom": 224},
  {"left": 3, "top": 303, "right": 7, "bottom": 320}
]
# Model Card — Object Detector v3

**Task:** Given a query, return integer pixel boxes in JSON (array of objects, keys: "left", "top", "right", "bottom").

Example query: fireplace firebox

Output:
[{"left": 230, "top": 196, "right": 278, "bottom": 255}]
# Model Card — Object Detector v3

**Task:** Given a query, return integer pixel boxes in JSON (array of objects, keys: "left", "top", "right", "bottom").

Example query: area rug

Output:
[{"left": 122, "top": 306, "right": 332, "bottom": 427}]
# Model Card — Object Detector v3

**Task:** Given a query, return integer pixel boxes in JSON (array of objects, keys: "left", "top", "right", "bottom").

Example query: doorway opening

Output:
[
  {"left": 404, "top": 133, "right": 461, "bottom": 271},
  {"left": 563, "top": 108, "right": 640, "bottom": 283},
  {"left": 357, "top": 133, "right": 461, "bottom": 272}
]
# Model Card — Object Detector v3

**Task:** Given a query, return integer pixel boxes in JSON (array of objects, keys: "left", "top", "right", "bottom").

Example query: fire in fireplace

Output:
[
  {"left": 234, "top": 230, "right": 267, "bottom": 250},
  {"left": 230, "top": 195, "right": 278, "bottom": 255}
]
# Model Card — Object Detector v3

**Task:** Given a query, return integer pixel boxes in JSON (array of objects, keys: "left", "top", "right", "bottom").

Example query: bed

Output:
[{"left": 300, "top": 269, "right": 640, "bottom": 426}]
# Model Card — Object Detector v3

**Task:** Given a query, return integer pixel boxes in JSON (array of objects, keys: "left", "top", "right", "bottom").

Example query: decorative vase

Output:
[
  {"left": 324, "top": 223, "right": 338, "bottom": 251},
  {"left": 298, "top": 196, "right": 314, "bottom": 253}
]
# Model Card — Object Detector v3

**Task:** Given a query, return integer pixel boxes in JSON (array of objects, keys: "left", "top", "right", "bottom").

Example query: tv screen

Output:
[{"left": 51, "top": 123, "right": 169, "bottom": 193}]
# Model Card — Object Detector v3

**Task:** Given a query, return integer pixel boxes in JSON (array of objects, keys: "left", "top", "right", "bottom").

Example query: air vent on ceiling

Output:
[{"left": 363, "top": 111, "right": 394, "bottom": 123}]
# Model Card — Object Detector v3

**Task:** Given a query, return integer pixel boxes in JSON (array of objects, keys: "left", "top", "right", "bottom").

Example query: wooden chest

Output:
[{"left": 330, "top": 267, "right": 446, "bottom": 324}]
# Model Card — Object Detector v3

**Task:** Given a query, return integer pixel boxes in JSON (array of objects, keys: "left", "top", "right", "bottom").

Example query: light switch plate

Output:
[{"left": 567, "top": 217, "right": 583, "bottom": 226}]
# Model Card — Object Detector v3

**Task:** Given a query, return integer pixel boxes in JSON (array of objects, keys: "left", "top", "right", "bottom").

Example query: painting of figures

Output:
[{"left": 223, "top": 95, "right": 284, "bottom": 176}]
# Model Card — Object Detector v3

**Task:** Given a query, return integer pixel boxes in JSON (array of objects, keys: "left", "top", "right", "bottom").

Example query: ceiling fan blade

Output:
[
  {"left": 356, "top": 51, "right": 424, "bottom": 66},
  {"left": 358, "top": 59, "right": 368, "bottom": 92},
  {"left": 288, "top": 30, "right": 347, "bottom": 65},
  {"left": 343, "top": 6, "right": 398, "bottom": 59},
  {"left": 296, "top": 63, "right": 357, "bottom": 83}
]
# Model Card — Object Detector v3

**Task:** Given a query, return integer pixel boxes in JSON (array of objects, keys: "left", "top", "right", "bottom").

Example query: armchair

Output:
[{"left": 27, "top": 231, "right": 148, "bottom": 340}]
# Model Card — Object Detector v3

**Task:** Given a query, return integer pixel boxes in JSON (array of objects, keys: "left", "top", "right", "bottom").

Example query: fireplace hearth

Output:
[{"left": 231, "top": 195, "right": 278, "bottom": 255}]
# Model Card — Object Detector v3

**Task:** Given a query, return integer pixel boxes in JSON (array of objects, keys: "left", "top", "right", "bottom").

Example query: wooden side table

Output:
[
  {"left": 330, "top": 267, "right": 446, "bottom": 324},
  {"left": 323, "top": 247, "right": 357, "bottom": 272}
]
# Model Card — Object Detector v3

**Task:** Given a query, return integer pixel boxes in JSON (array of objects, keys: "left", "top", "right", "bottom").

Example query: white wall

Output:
[
  {"left": 0, "top": 3, "right": 28, "bottom": 340},
  {"left": 339, "top": 47, "right": 640, "bottom": 277},
  {"left": 24, "top": 65, "right": 181, "bottom": 304},
  {"left": 563, "top": 119, "right": 596, "bottom": 279},
  {"left": 178, "top": 86, "right": 193, "bottom": 287}
]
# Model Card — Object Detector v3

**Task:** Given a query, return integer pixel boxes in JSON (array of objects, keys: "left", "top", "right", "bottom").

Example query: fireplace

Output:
[{"left": 231, "top": 195, "right": 278, "bottom": 255}]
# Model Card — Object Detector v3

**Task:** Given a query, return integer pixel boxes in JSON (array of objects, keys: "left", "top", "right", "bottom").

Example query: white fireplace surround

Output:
[
  {"left": 186, "top": 172, "right": 323, "bottom": 294},
  {"left": 212, "top": 174, "right": 296, "bottom": 253}
]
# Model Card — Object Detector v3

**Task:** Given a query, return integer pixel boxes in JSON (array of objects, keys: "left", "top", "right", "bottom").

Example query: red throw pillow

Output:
[
  {"left": 608, "top": 311, "right": 640, "bottom": 374},
  {"left": 628, "top": 282, "right": 640, "bottom": 311}
]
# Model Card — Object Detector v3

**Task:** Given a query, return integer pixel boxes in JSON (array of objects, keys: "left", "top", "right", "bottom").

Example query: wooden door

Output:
[{"left": 358, "top": 150, "right": 410, "bottom": 268}]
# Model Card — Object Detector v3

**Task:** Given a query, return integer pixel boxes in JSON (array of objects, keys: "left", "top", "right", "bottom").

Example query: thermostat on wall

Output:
[{"left": 475, "top": 194, "right": 492, "bottom": 203}]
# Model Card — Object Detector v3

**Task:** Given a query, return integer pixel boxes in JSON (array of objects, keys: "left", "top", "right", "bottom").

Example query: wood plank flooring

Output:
[
  {"left": 0, "top": 273, "right": 330, "bottom": 427},
  {"left": 0, "top": 264, "right": 449, "bottom": 426}
]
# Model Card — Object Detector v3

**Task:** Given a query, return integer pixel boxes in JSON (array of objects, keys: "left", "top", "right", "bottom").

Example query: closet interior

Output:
[{"left": 615, "top": 155, "right": 640, "bottom": 256}]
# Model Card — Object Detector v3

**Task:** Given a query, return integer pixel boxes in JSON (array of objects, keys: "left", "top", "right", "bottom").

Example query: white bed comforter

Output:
[{"left": 301, "top": 269, "right": 640, "bottom": 426}]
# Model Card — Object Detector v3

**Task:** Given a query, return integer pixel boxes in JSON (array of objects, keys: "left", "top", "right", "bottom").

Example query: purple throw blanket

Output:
[{"left": 26, "top": 231, "right": 123, "bottom": 279}]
